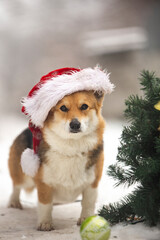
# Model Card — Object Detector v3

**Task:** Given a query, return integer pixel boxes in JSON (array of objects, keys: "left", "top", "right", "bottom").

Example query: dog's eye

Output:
[
  {"left": 80, "top": 104, "right": 88, "bottom": 110},
  {"left": 60, "top": 105, "right": 68, "bottom": 112}
]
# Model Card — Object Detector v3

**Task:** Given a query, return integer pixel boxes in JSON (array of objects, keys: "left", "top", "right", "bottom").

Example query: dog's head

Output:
[{"left": 43, "top": 90, "right": 104, "bottom": 139}]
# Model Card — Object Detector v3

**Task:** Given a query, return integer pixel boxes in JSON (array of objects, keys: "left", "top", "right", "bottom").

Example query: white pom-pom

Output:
[{"left": 21, "top": 148, "right": 40, "bottom": 177}]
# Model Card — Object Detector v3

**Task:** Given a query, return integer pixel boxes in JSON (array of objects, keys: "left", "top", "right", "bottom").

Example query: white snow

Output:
[{"left": 0, "top": 115, "right": 159, "bottom": 239}]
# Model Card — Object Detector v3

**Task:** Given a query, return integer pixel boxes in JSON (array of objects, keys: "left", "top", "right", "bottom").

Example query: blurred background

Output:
[
  {"left": 0, "top": 0, "right": 160, "bottom": 119},
  {"left": 1, "top": 2, "right": 160, "bottom": 237}
]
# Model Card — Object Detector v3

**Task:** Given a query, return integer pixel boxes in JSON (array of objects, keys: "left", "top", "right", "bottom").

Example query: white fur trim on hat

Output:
[
  {"left": 22, "top": 66, "right": 114, "bottom": 127},
  {"left": 21, "top": 148, "right": 40, "bottom": 177}
]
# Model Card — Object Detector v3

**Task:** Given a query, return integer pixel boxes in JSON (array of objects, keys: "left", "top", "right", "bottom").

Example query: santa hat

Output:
[{"left": 20, "top": 66, "right": 114, "bottom": 177}]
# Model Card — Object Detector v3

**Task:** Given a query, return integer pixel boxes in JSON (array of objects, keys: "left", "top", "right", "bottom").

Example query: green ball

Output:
[{"left": 80, "top": 216, "right": 111, "bottom": 240}]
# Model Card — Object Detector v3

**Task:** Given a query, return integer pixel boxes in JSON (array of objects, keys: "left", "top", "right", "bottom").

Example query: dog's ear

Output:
[
  {"left": 93, "top": 91, "right": 104, "bottom": 108},
  {"left": 94, "top": 91, "right": 104, "bottom": 100}
]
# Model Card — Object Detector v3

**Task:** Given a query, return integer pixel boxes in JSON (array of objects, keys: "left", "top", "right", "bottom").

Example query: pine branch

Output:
[
  {"left": 124, "top": 95, "right": 149, "bottom": 122},
  {"left": 140, "top": 71, "right": 160, "bottom": 102},
  {"left": 99, "top": 195, "right": 135, "bottom": 224},
  {"left": 131, "top": 185, "right": 160, "bottom": 226},
  {"left": 108, "top": 164, "right": 137, "bottom": 187}
]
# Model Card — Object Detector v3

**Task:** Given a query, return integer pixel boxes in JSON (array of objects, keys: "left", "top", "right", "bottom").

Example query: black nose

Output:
[{"left": 70, "top": 118, "right": 81, "bottom": 132}]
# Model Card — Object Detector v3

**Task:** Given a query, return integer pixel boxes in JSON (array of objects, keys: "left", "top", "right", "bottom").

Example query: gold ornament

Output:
[{"left": 154, "top": 101, "right": 160, "bottom": 111}]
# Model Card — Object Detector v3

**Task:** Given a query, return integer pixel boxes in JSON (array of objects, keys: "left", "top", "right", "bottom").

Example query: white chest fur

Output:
[{"left": 42, "top": 129, "right": 98, "bottom": 202}]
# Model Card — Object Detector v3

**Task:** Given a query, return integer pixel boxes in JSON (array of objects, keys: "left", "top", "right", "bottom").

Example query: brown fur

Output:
[
  {"left": 92, "top": 150, "right": 104, "bottom": 188},
  {"left": 36, "top": 180, "right": 54, "bottom": 204},
  {"left": 45, "top": 91, "right": 104, "bottom": 127},
  {"left": 8, "top": 128, "right": 32, "bottom": 186},
  {"left": 93, "top": 117, "right": 106, "bottom": 188},
  {"left": 38, "top": 139, "right": 50, "bottom": 164},
  {"left": 86, "top": 142, "right": 103, "bottom": 170}
]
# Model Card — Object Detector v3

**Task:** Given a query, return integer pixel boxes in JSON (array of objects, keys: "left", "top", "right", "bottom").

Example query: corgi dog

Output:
[
  {"left": 8, "top": 90, "right": 105, "bottom": 230},
  {"left": 8, "top": 66, "right": 114, "bottom": 231}
]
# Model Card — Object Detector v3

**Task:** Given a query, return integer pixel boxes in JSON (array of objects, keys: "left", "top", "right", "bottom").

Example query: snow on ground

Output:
[{"left": 0, "top": 114, "right": 159, "bottom": 239}]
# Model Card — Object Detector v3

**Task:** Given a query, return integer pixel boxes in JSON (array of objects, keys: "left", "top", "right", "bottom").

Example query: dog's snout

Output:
[{"left": 70, "top": 118, "right": 81, "bottom": 131}]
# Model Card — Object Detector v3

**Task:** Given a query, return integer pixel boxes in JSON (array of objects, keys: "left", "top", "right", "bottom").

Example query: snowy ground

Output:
[{"left": 0, "top": 115, "right": 159, "bottom": 240}]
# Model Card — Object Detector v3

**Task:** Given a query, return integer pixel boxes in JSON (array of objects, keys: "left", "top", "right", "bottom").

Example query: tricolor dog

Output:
[{"left": 8, "top": 67, "right": 114, "bottom": 231}]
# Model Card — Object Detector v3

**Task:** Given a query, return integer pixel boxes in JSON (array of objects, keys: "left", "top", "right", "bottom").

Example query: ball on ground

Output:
[{"left": 80, "top": 216, "right": 111, "bottom": 240}]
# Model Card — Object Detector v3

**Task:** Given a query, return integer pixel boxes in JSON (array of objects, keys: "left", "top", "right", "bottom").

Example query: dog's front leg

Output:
[
  {"left": 77, "top": 186, "right": 98, "bottom": 225},
  {"left": 36, "top": 181, "right": 54, "bottom": 231}
]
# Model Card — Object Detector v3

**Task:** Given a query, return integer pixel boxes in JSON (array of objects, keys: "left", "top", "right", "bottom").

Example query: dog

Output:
[{"left": 8, "top": 89, "right": 106, "bottom": 231}]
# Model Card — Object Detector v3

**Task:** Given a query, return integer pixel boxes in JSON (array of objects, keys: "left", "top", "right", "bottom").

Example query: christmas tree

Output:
[{"left": 99, "top": 71, "right": 160, "bottom": 226}]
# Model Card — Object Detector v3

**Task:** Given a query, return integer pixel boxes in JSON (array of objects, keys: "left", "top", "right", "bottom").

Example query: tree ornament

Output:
[{"left": 154, "top": 101, "right": 160, "bottom": 111}]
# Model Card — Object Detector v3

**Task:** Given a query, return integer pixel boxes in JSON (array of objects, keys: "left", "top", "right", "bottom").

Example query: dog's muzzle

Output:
[{"left": 69, "top": 118, "right": 81, "bottom": 133}]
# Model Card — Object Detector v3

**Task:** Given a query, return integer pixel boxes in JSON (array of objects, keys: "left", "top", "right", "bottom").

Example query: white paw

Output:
[
  {"left": 77, "top": 217, "right": 86, "bottom": 226},
  {"left": 8, "top": 200, "right": 23, "bottom": 210},
  {"left": 37, "top": 221, "right": 55, "bottom": 231}
]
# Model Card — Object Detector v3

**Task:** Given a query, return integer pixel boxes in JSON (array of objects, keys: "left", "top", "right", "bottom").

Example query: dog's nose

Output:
[{"left": 70, "top": 118, "right": 81, "bottom": 131}]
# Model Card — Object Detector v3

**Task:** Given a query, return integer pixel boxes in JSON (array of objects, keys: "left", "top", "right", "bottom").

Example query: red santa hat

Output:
[{"left": 20, "top": 66, "right": 114, "bottom": 177}]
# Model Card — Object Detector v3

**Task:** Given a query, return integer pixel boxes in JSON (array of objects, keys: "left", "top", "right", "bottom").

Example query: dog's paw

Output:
[
  {"left": 37, "top": 221, "right": 55, "bottom": 231},
  {"left": 77, "top": 217, "right": 86, "bottom": 226},
  {"left": 8, "top": 200, "right": 23, "bottom": 210}
]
